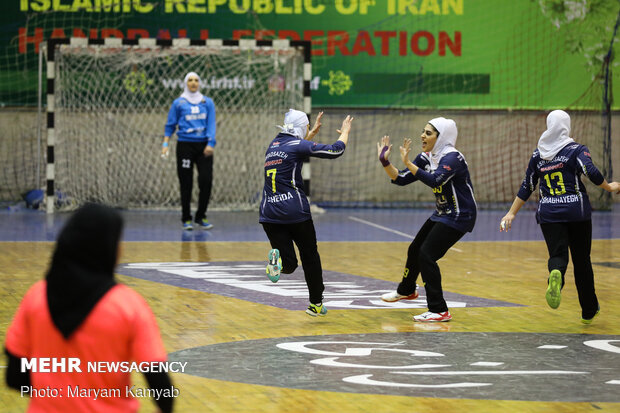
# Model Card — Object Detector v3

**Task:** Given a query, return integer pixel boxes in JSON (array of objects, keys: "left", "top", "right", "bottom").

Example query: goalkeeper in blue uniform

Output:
[
  {"left": 259, "top": 109, "right": 353, "bottom": 317},
  {"left": 162, "top": 72, "right": 216, "bottom": 230},
  {"left": 501, "top": 110, "right": 619, "bottom": 324},
  {"left": 377, "top": 117, "right": 477, "bottom": 323}
]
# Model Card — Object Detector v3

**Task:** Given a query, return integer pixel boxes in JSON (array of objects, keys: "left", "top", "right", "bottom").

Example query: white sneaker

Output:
[
  {"left": 413, "top": 311, "right": 452, "bottom": 322},
  {"left": 381, "top": 290, "right": 419, "bottom": 302}
]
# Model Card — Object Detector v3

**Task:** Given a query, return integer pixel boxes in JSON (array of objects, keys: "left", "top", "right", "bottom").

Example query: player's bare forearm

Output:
[
  {"left": 500, "top": 196, "right": 526, "bottom": 231},
  {"left": 508, "top": 196, "right": 526, "bottom": 216},
  {"left": 404, "top": 160, "right": 419, "bottom": 175},
  {"left": 383, "top": 163, "right": 399, "bottom": 180},
  {"left": 599, "top": 180, "right": 620, "bottom": 194}
]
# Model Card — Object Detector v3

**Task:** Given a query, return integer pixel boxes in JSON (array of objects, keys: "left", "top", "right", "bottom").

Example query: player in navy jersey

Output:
[
  {"left": 501, "top": 110, "right": 619, "bottom": 324},
  {"left": 259, "top": 109, "right": 353, "bottom": 317},
  {"left": 377, "top": 117, "right": 477, "bottom": 323},
  {"left": 162, "top": 72, "right": 216, "bottom": 230}
]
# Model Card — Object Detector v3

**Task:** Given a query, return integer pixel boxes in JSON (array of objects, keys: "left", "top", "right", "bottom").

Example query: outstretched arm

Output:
[
  {"left": 305, "top": 115, "right": 353, "bottom": 159},
  {"left": 336, "top": 115, "right": 353, "bottom": 145}
]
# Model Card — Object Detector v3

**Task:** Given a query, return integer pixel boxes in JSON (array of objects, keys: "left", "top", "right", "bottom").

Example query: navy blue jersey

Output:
[
  {"left": 517, "top": 143, "right": 604, "bottom": 223},
  {"left": 393, "top": 152, "right": 477, "bottom": 233},
  {"left": 259, "top": 133, "right": 346, "bottom": 224}
]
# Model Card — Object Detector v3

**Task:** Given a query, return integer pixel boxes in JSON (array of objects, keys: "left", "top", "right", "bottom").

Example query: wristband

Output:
[
  {"left": 379, "top": 147, "right": 390, "bottom": 167},
  {"left": 162, "top": 142, "right": 169, "bottom": 148}
]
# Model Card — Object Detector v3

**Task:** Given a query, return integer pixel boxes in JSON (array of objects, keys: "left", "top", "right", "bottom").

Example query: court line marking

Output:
[{"left": 348, "top": 216, "right": 463, "bottom": 253}]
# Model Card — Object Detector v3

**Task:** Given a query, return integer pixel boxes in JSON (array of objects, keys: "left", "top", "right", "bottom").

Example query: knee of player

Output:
[
  {"left": 281, "top": 262, "right": 297, "bottom": 274},
  {"left": 419, "top": 248, "right": 439, "bottom": 263}
]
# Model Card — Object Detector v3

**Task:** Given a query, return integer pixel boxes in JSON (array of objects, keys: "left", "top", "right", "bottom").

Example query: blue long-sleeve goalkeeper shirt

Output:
[{"left": 164, "top": 96, "right": 216, "bottom": 146}]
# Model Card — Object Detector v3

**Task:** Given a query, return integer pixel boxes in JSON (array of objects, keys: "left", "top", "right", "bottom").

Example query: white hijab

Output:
[
  {"left": 180, "top": 72, "right": 204, "bottom": 105},
  {"left": 537, "top": 110, "right": 574, "bottom": 160},
  {"left": 276, "top": 109, "right": 309, "bottom": 139},
  {"left": 427, "top": 117, "right": 459, "bottom": 170}
]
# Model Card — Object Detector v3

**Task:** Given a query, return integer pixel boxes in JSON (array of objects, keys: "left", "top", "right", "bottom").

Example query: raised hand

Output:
[
  {"left": 337, "top": 115, "right": 353, "bottom": 135},
  {"left": 307, "top": 111, "right": 323, "bottom": 140},
  {"left": 400, "top": 138, "right": 412, "bottom": 165},
  {"left": 377, "top": 135, "right": 392, "bottom": 163}
]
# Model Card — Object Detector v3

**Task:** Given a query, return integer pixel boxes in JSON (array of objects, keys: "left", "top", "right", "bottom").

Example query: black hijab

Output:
[{"left": 46, "top": 203, "right": 124, "bottom": 339}]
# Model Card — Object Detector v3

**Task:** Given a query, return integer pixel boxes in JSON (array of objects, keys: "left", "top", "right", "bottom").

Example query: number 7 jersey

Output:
[
  {"left": 259, "top": 133, "right": 346, "bottom": 224},
  {"left": 517, "top": 143, "right": 605, "bottom": 223}
]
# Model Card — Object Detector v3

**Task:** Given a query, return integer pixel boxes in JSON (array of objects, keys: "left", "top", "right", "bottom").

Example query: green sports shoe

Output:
[
  {"left": 306, "top": 302, "right": 327, "bottom": 317},
  {"left": 266, "top": 249, "right": 281, "bottom": 283},
  {"left": 545, "top": 269, "right": 562, "bottom": 309},
  {"left": 581, "top": 306, "right": 600, "bottom": 324}
]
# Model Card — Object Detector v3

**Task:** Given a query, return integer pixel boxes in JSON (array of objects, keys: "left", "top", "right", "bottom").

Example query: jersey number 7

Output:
[{"left": 266, "top": 168, "right": 277, "bottom": 193}]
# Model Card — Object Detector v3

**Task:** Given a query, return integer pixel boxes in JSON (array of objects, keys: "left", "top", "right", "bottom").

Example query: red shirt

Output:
[{"left": 5, "top": 281, "right": 167, "bottom": 413}]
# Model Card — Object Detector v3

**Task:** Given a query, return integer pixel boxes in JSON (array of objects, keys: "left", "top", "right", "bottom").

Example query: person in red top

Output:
[{"left": 4, "top": 203, "right": 174, "bottom": 413}]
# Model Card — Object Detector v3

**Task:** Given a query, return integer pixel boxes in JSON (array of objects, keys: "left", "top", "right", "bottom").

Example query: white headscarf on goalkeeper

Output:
[
  {"left": 537, "top": 110, "right": 574, "bottom": 161},
  {"left": 427, "top": 117, "right": 459, "bottom": 171},
  {"left": 277, "top": 109, "right": 309, "bottom": 140},
  {"left": 180, "top": 72, "right": 204, "bottom": 105}
]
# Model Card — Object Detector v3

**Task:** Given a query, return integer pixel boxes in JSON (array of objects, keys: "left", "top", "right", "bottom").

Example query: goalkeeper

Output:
[{"left": 162, "top": 72, "right": 216, "bottom": 230}]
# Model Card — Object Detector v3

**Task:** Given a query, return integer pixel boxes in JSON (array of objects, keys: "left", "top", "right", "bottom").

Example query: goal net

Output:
[
  {"left": 301, "top": 2, "right": 614, "bottom": 211},
  {"left": 307, "top": 78, "right": 611, "bottom": 210},
  {"left": 48, "top": 38, "right": 308, "bottom": 211}
]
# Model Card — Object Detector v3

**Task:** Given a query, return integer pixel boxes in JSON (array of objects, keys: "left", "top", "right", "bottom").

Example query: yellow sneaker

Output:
[
  {"left": 306, "top": 302, "right": 327, "bottom": 317},
  {"left": 545, "top": 269, "right": 562, "bottom": 309},
  {"left": 581, "top": 306, "right": 600, "bottom": 324}
]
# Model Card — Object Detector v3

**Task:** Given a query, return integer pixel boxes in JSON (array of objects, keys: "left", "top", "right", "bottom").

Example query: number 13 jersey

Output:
[{"left": 517, "top": 143, "right": 605, "bottom": 224}]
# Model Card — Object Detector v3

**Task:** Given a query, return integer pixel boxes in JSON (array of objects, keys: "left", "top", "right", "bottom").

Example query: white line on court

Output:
[{"left": 347, "top": 216, "right": 463, "bottom": 253}]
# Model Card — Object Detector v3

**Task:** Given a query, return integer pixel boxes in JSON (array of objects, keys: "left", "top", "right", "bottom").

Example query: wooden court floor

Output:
[{"left": 1, "top": 238, "right": 619, "bottom": 412}]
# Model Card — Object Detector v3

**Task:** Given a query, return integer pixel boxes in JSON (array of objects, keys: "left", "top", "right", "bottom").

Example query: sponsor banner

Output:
[{"left": 3, "top": 1, "right": 619, "bottom": 108}]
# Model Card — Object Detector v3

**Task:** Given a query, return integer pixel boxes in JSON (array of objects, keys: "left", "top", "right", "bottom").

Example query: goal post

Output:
[{"left": 45, "top": 37, "right": 311, "bottom": 213}]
